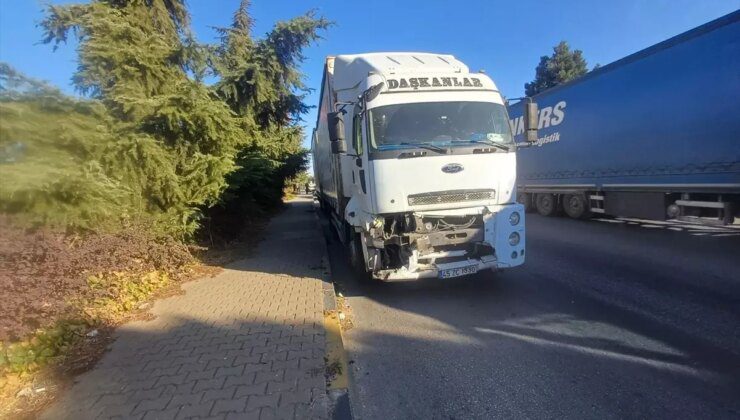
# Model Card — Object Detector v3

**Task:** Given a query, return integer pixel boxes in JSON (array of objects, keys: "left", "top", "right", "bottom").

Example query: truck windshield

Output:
[{"left": 367, "top": 101, "right": 513, "bottom": 151}]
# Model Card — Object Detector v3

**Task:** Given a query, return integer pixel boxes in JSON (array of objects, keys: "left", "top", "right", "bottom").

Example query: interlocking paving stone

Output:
[{"left": 212, "top": 397, "right": 248, "bottom": 415}]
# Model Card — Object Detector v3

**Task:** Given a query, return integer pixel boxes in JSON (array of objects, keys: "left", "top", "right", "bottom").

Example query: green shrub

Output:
[
  {"left": 0, "top": 100, "right": 136, "bottom": 232},
  {"left": 0, "top": 322, "right": 87, "bottom": 374}
]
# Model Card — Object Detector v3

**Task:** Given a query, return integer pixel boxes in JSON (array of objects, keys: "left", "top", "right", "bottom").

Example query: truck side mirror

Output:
[
  {"left": 328, "top": 111, "right": 347, "bottom": 154},
  {"left": 328, "top": 112, "right": 345, "bottom": 142},
  {"left": 524, "top": 101, "right": 539, "bottom": 142}
]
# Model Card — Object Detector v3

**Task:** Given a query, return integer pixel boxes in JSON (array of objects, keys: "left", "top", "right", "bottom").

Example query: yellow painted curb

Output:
[{"left": 324, "top": 310, "right": 350, "bottom": 390}]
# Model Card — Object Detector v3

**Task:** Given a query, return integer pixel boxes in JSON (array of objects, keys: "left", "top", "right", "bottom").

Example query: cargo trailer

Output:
[{"left": 508, "top": 11, "right": 740, "bottom": 224}]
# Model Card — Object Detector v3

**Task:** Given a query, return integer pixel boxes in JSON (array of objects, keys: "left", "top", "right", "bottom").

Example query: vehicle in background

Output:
[
  {"left": 312, "top": 53, "right": 537, "bottom": 281},
  {"left": 508, "top": 11, "right": 740, "bottom": 225}
]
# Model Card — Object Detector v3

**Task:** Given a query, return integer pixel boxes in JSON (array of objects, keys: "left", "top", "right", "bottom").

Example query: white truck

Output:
[{"left": 312, "top": 53, "right": 538, "bottom": 281}]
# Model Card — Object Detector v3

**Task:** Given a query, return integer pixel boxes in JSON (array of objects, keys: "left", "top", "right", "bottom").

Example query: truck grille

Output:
[{"left": 407, "top": 189, "right": 495, "bottom": 206}]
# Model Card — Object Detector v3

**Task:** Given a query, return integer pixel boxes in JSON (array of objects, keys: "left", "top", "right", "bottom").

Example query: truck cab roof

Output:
[{"left": 331, "top": 52, "right": 476, "bottom": 92}]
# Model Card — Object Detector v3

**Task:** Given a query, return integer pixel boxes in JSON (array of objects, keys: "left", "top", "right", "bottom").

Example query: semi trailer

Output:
[
  {"left": 312, "top": 53, "right": 538, "bottom": 281},
  {"left": 508, "top": 11, "right": 740, "bottom": 224}
]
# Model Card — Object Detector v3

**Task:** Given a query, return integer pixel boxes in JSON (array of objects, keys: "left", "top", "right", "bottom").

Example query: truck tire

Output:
[
  {"left": 348, "top": 233, "right": 372, "bottom": 282},
  {"left": 535, "top": 193, "right": 557, "bottom": 216},
  {"left": 518, "top": 192, "right": 533, "bottom": 212},
  {"left": 563, "top": 194, "right": 590, "bottom": 219}
]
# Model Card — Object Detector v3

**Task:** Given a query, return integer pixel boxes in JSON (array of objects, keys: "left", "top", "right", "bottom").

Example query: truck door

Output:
[{"left": 351, "top": 108, "right": 371, "bottom": 210}]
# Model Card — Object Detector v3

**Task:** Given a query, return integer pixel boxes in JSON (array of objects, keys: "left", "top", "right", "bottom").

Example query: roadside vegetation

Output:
[
  {"left": 524, "top": 41, "right": 595, "bottom": 96},
  {"left": 0, "top": 0, "right": 328, "bottom": 414}
]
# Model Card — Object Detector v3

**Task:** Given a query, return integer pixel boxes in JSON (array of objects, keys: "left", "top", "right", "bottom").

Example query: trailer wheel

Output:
[
  {"left": 535, "top": 193, "right": 557, "bottom": 216},
  {"left": 518, "top": 192, "right": 533, "bottom": 212},
  {"left": 563, "top": 194, "right": 590, "bottom": 219}
]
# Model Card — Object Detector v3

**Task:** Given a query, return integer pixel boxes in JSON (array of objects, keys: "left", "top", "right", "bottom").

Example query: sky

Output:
[{"left": 1, "top": 0, "right": 738, "bottom": 151}]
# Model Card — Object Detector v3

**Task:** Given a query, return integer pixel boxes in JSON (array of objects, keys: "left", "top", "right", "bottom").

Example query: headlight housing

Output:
[
  {"left": 509, "top": 212, "right": 520, "bottom": 226},
  {"left": 508, "top": 232, "right": 521, "bottom": 246}
]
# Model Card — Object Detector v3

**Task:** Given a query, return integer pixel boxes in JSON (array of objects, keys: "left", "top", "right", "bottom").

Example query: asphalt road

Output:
[{"left": 319, "top": 211, "right": 740, "bottom": 419}]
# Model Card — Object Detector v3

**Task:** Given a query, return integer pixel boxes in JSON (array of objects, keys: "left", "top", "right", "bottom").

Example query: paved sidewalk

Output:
[{"left": 43, "top": 197, "right": 331, "bottom": 420}]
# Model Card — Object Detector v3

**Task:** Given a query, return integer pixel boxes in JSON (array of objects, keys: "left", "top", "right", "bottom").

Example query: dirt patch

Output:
[{"left": 336, "top": 295, "right": 354, "bottom": 331}]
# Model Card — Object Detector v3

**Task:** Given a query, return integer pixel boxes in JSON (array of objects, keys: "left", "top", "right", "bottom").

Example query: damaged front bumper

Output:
[
  {"left": 369, "top": 204, "right": 526, "bottom": 282},
  {"left": 374, "top": 253, "right": 497, "bottom": 281}
]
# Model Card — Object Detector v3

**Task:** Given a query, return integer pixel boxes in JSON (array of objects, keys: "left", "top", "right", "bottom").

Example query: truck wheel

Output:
[
  {"left": 535, "top": 193, "right": 557, "bottom": 216},
  {"left": 563, "top": 194, "right": 590, "bottom": 219},
  {"left": 348, "top": 233, "right": 372, "bottom": 282},
  {"left": 518, "top": 192, "right": 533, "bottom": 212}
]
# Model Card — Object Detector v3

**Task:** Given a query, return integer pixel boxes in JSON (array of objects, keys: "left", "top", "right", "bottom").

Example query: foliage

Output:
[
  {"left": 0, "top": 212, "right": 195, "bottom": 380},
  {"left": 525, "top": 41, "right": 588, "bottom": 96},
  {"left": 0, "top": 93, "right": 135, "bottom": 232},
  {"left": 285, "top": 170, "right": 311, "bottom": 193},
  {"left": 0, "top": 269, "right": 172, "bottom": 375},
  {"left": 0, "top": 1, "right": 329, "bottom": 237},
  {"left": 0, "top": 322, "right": 87, "bottom": 374},
  {"left": 79, "top": 270, "right": 172, "bottom": 321},
  {"left": 38, "top": 0, "right": 243, "bottom": 236},
  {"left": 208, "top": 1, "right": 329, "bottom": 222},
  {"left": 1, "top": 0, "right": 328, "bottom": 392}
]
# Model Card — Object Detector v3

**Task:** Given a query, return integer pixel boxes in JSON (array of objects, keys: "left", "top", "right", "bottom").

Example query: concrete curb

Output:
[{"left": 313, "top": 200, "right": 353, "bottom": 420}]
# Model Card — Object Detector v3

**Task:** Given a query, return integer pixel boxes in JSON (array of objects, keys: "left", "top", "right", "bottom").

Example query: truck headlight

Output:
[
  {"left": 509, "top": 212, "right": 520, "bottom": 226},
  {"left": 508, "top": 232, "right": 520, "bottom": 246}
]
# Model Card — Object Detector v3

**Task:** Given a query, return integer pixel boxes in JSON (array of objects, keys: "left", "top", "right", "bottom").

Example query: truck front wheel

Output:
[
  {"left": 518, "top": 192, "right": 533, "bottom": 212},
  {"left": 535, "top": 193, "right": 557, "bottom": 216},
  {"left": 348, "top": 233, "right": 372, "bottom": 282},
  {"left": 563, "top": 194, "right": 591, "bottom": 219}
]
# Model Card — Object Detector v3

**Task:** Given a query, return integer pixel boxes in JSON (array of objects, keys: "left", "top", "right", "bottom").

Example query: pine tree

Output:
[
  {"left": 525, "top": 41, "right": 588, "bottom": 96},
  {"left": 41, "top": 0, "right": 245, "bottom": 235},
  {"left": 208, "top": 1, "right": 330, "bottom": 224}
]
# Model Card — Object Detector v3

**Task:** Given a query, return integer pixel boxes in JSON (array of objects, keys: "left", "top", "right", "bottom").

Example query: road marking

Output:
[{"left": 474, "top": 327, "right": 715, "bottom": 380}]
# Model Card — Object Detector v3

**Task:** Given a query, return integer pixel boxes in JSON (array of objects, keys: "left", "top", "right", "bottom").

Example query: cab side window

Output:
[{"left": 353, "top": 113, "right": 363, "bottom": 155}]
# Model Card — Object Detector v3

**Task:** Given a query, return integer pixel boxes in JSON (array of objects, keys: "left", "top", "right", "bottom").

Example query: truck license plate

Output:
[{"left": 438, "top": 264, "right": 478, "bottom": 279}]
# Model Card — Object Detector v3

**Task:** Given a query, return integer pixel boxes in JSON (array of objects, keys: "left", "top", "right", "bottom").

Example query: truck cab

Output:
[{"left": 313, "top": 53, "right": 534, "bottom": 281}]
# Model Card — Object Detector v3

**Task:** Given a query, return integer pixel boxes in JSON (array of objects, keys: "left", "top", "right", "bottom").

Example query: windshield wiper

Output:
[
  {"left": 460, "top": 139, "right": 512, "bottom": 152},
  {"left": 398, "top": 142, "right": 447, "bottom": 154}
]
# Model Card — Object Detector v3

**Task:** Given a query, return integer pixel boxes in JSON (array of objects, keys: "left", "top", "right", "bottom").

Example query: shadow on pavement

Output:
[
  {"left": 43, "top": 316, "right": 329, "bottom": 419},
  {"left": 222, "top": 196, "right": 332, "bottom": 281}
]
